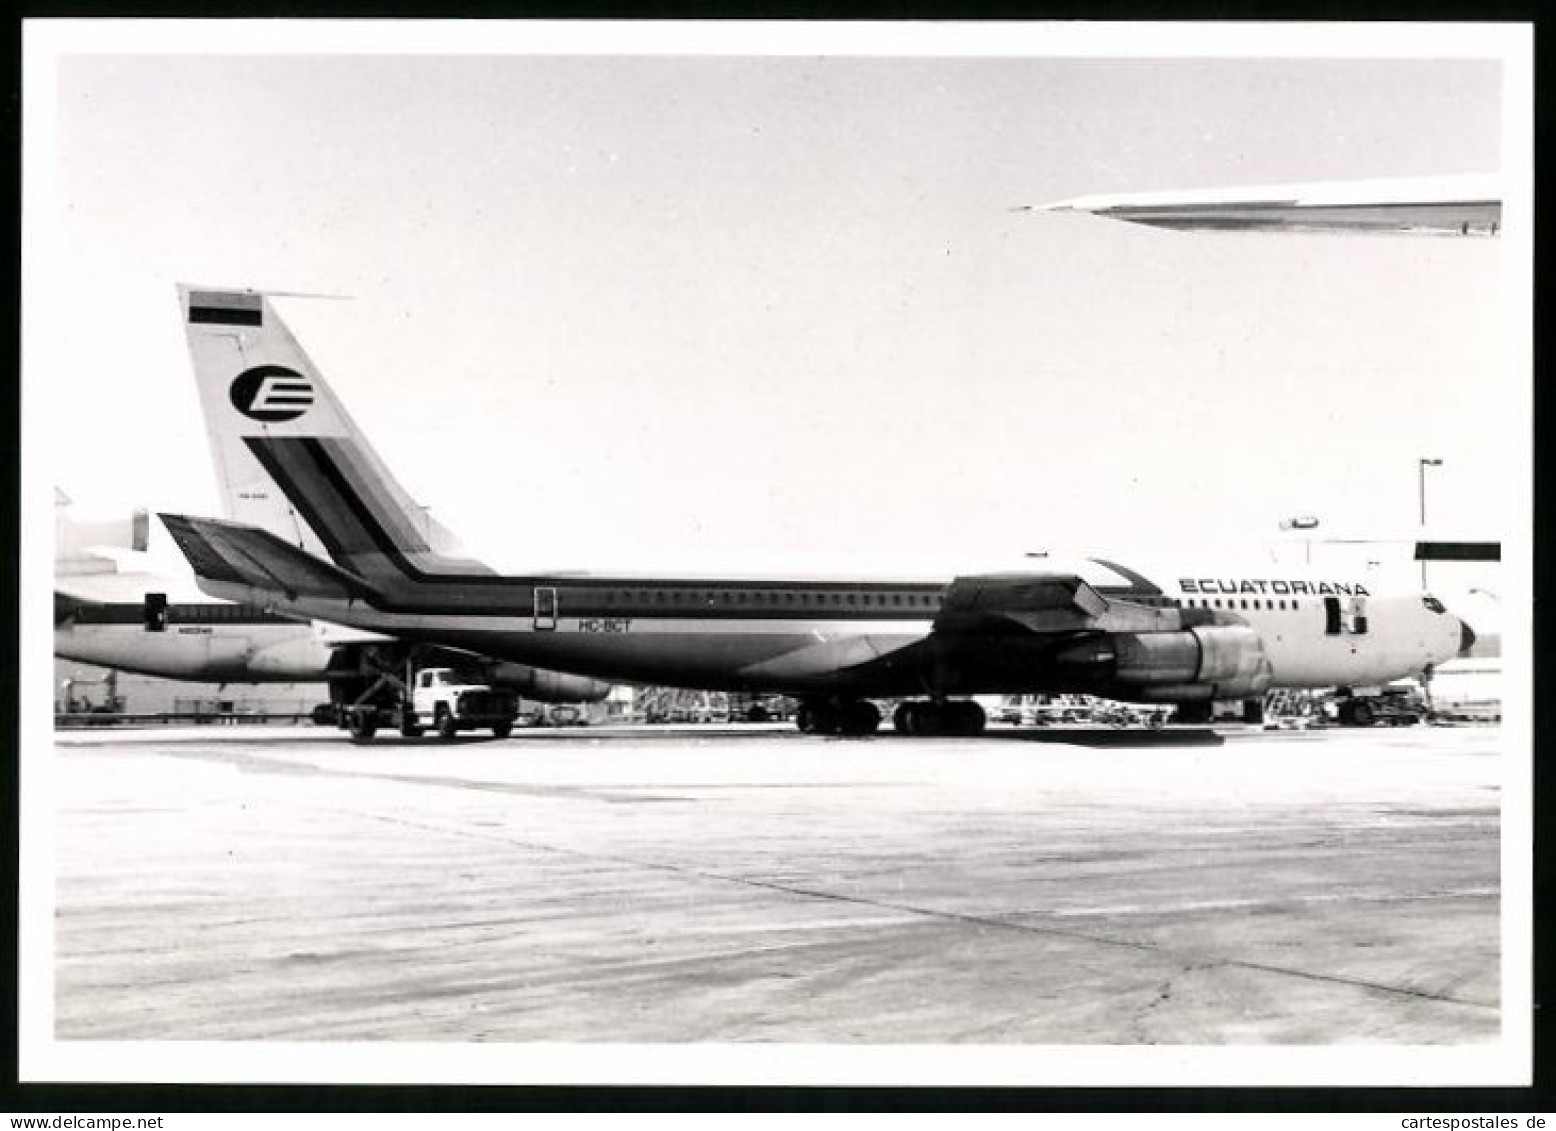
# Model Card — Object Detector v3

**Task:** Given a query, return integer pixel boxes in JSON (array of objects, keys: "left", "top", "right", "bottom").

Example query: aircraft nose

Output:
[{"left": 1458, "top": 618, "right": 1478, "bottom": 657}]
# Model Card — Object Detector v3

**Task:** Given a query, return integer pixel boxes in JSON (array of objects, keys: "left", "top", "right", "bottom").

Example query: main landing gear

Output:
[
  {"left": 793, "top": 698, "right": 988, "bottom": 737},
  {"left": 1172, "top": 701, "right": 1213, "bottom": 726}
]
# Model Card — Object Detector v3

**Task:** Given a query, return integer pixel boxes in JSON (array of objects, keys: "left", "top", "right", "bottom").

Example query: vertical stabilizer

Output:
[
  {"left": 55, "top": 487, "right": 149, "bottom": 575},
  {"left": 179, "top": 286, "right": 493, "bottom": 583}
]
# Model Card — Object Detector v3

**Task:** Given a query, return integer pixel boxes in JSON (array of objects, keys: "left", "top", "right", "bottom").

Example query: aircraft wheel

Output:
[
  {"left": 435, "top": 706, "right": 458, "bottom": 740},
  {"left": 892, "top": 703, "right": 913, "bottom": 734},
  {"left": 1174, "top": 701, "right": 1212, "bottom": 726},
  {"left": 347, "top": 708, "right": 377, "bottom": 744},
  {"left": 797, "top": 702, "right": 841, "bottom": 735},
  {"left": 1348, "top": 700, "right": 1375, "bottom": 727},
  {"left": 906, "top": 702, "right": 938, "bottom": 736},
  {"left": 840, "top": 700, "right": 881, "bottom": 737},
  {"left": 951, "top": 700, "right": 986, "bottom": 736}
]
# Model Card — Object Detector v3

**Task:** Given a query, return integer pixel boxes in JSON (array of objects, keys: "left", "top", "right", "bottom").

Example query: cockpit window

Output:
[{"left": 1422, "top": 596, "right": 1447, "bottom": 614}]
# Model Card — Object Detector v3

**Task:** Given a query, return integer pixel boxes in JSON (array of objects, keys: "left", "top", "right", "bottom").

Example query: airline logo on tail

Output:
[{"left": 230, "top": 366, "right": 314, "bottom": 423}]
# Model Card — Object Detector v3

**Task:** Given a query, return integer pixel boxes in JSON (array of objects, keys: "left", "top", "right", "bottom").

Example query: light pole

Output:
[
  {"left": 1418, "top": 458, "right": 1443, "bottom": 587},
  {"left": 1279, "top": 515, "right": 1319, "bottom": 565}
]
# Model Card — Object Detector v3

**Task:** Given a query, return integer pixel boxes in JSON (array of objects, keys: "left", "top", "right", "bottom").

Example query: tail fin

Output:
[
  {"left": 55, "top": 486, "right": 149, "bottom": 576},
  {"left": 178, "top": 285, "right": 494, "bottom": 586}
]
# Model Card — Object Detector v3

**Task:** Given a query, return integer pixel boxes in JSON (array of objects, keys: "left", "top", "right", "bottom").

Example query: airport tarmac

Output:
[{"left": 51, "top": 723, "right": 1501, "bottom": 1045}]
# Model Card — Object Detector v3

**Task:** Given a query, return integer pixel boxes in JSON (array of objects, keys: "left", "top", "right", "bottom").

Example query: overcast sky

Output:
[{"left": 28, "top": 24, "right": 1524, "bottom": 593}]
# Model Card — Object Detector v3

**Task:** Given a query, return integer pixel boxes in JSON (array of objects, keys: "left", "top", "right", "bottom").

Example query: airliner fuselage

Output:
[{"left": 177, "top": 549, "right": 1468, "bottom": 699}]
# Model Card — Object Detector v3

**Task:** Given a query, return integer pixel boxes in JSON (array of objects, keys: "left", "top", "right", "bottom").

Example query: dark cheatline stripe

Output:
[
  {"left": 321, "top": 436, "right": 439, "bottom": 557},
  {"left": 58, "top": 600, "right": 300, "bottom": 626},
  {"left": 248, "top": 436, "right": 382, "bottom": 562},
  {"left": 1415, "top": 541, "right": 1500, "bottom": 562},
  {"left": 248, "top": 435, "right": 506, "bottom": 589},
  {"left": 55, "top": 592, "right": 88, "bottom": 625},
  {"left": 190, "top": 306, "right": 263, "bottom": 326},
  {"left": 295, "top": 438, "right": 440, "bottom": 584}
]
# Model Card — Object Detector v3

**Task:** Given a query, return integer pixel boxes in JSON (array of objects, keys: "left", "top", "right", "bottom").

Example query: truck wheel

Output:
[
  {"left": 492, "top": 721, "right": 513, "bottom": 739},
  {"left": 1348, "top": 700, "right": 1375, "bottom": 727},
  {"left": 347, "top": 708, "right": 377, "bottom": 744},
  {"left": 435, "top": 706, "right": 457, "bottom": 740},
  {"left": 400, "top": 719, "right": 424, "bottom": 738}
]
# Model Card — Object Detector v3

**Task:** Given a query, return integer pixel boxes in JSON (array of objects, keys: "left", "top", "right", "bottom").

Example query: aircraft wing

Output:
[
  {"left": 932, "top": 572, "right": 1185, "bottom": 639},
  {"left": 934, "top": 573, "right": 1110, "bottom": 634},
  {"left": 160, "top": 513, "right": 379, "bottom": 602},
  {"left": 1037, "top": 174, "right": 1501, "bottom": 236}
]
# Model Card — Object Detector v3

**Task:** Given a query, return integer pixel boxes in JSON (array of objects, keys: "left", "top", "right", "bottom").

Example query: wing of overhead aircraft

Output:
[{"left": 1036, "top": 174, "right": 1501, "bottom": 236}]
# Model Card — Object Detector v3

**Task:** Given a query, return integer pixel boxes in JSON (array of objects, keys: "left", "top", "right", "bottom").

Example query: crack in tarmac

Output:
[
  {"left": 317, "top": 802, "right": 1498, "bottom": 1015},
  {"left": 147, "top": 745, "right": 906, "bottom": 803}
]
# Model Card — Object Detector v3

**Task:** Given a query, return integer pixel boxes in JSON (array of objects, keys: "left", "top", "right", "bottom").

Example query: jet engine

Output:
[
  {"left": 486, "top": 662, "right": 612, "bottom": 704},
  {"left": 325, "top": 643, "right": 613, "bottom": 705},
  {"left": 1055, "top": 624, "right": 1273, "bottom": 702}
]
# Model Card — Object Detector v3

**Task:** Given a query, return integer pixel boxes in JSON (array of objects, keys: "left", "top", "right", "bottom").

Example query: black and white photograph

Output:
[{"left": 20, "top": 20, "right": 1532, "bottom": 1089}]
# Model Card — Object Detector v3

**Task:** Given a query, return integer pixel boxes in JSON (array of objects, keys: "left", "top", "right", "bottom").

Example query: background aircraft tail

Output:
[
  {"left": 179, "top": 286, "right": 494, "bottom": 587},
  {"left": 55, "top": 487, "right": 149, "bottom": 576}
]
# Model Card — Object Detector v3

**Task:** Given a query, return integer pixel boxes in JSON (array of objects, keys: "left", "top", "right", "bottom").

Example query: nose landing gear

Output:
[
  {"left": 795, "top": 699, "right": 882, "bottom": 736},
  {"left": 890, "top": 700, "right": 986, "bottom": 737}
]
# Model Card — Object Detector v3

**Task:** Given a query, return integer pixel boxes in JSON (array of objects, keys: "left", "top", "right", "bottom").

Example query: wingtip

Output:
[{"left": 1022, "top": 198, "right": 1085, "bottom": 215}]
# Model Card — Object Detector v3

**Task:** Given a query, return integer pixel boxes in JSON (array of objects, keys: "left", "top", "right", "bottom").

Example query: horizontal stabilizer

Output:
[{"left": 159, "top": 513, "right": 379, "bottom": 602}]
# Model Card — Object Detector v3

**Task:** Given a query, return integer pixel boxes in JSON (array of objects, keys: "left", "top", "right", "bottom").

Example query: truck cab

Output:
[{"left": 409, "top": 666, "right": 519, "bottom": 739}]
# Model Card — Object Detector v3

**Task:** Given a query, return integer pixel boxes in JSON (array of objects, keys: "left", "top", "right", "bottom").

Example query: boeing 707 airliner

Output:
[{"left": 160, "top": 287, "right": 1473, "bottom": 737}]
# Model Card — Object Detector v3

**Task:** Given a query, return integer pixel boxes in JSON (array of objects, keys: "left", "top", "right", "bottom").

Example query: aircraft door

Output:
[
  {"left": 144, "top": 592, "right": 168, "bottom": 632},
  {"left": 534, "top": 586, "right": 557, "bottom": 632},
  {"left": 1347, "top": 595, "right": 1368, "bottom": 635},
  {"left": 1323, "top": 596, "right": 1342, "bottom": 636}
]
